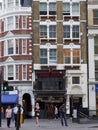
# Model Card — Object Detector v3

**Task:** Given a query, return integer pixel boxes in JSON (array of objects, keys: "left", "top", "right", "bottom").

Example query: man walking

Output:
[
  {"left": 13, "top": 104, "right": 23, "bottom": 127},
  {"left": 59, "top": 103, "right": 68, "bottom": 126}
]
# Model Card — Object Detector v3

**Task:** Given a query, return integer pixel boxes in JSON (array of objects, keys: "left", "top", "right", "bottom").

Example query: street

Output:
[{"left": 1, "top": 118, "right": 98, "bottom": 130}]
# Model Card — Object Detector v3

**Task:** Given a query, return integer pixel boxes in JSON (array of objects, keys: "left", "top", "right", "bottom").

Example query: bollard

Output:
[{"left": 16, "top": 105, "right": 20, "bottom": 130}]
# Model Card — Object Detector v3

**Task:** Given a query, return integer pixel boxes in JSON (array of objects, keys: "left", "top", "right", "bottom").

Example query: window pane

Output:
[
  {"left": 40, "top": 3, "right": 47, "bottom": 11},
  {"left": 93, "top": 10, "right": 98, "bottom": 25},
  {"left": 23, "top": 65, "right": 27, "bottom": 80},
  {"left": 8, "top": 0, "right": 13, "bottom": 7},
  {"left": 22, "top": 39, "right": 26, "bottom": 54},
  {"left": 7, "top": 17, "right": 13, "bottom": 30},
  {"left": 49, "top": 25, "right": 56, "bottom": 38},
  {"left": 73, "top": 49, "right": 80, "bottom": 64},
  {"left": 49, "top": 49, "right": 56, "bottom": 63},
  {"left": 49, "top": 3, "right": 56, "bottom": 11},
  {"left": 16, "top": 65, "right": 19, "bottom": 80},
  {"left": 15, "top": 39, "right": 19, "bottom": 54},
  {"left": 40, "top": 49, "right": 47, "bottom": 64},
  {"left": 8, "top": 65, "right": 14, "bottom": 80},
  {"left": 40, "top": 25, "right": 47, "bottom": 38},
  {"left": 94, "top": 37, "right": 98, "bottom": 54},
  {"left": 40, "top": 3, "right": 47, "bottom": 15},
  {"left": 16, "top": 0, "right": 19, "bottom": 6},
  {"left": 63, "top": 3, "right": 70, "bottom": 15},
  {"left": 8, "top": 40, "right": 13, "bottom": 54},
  {"left": 72, "top": 77, "right": 80, "bottom": 84},
  {"left": 72, "top": 3, "right": 79, "bottom": 15},
  {"left": 49, "top": 3, "right": 56, "bottom": 15},
  {"left": 15, "top": 16, "right": 19, "bottom": 28},
  {"left": 72, "top": 25, "right": 79, "bottom": 38},
  {"left": 63, "top": 26, "right": 70, "bottom": 38},
  {"left": 64, "top": 49, "right": 70, "bottom": 64},
  {"left": 22, "top": 16, "right": 26, "bottom": 28},
  {"left": 95, "top": 61, "right": 98, "bottom": 81}
]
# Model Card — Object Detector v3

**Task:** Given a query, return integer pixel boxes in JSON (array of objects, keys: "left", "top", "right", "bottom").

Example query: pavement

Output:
[{"left": 0, "top": 118, "right": 98, "bottom": 130}]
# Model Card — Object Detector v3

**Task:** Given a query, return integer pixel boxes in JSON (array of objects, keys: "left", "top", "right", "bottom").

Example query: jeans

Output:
[{"left": 60, "top": 113, "right": 68, "bottom": 126}]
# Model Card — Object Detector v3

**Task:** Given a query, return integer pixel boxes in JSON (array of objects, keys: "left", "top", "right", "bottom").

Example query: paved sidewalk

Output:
[{"left": 0, "top": 118, "right": 98, "bottom": 130}]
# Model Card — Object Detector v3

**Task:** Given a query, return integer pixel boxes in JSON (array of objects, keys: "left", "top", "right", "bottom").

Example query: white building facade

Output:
[{"left": 88, "top": 0, "right": 98, "bottom": 116}]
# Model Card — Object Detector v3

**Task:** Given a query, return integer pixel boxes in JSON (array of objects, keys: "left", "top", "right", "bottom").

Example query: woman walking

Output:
[
  {"left": 5, "top": 105, "right": 12, "bottom": 128},
  {"left": 35, "top": 102, "right": 40, "bottom": 127}
]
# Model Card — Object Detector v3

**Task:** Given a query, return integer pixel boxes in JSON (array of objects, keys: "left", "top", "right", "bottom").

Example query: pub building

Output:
[{"left": 32, "top": 0, "right": 88, "bottom": 118}]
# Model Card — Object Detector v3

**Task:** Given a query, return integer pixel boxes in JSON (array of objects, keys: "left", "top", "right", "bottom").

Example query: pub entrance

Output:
[
  {"left": 34, "top": 69, "right": 66, "bottom": 118},
  {"left": 39, "top": 101, "right": 63, "bottom": 119},
  {"left": 70, "top": 97, "right": 82, "bottom": 117}
]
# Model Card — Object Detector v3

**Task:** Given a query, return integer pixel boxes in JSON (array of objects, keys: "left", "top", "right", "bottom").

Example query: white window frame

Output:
[
  {"left": 63, "top": 25, "right": 70, "bottom": 38},
  {"left": 22, "top": 39, "right": 27, "bottom": 54},
  {"left": 22, "top": 64, "right": 27, "bottom": 80},
  {"left": 22, "top": 16, "right": 27, "bottom": 29},
  {"left": 40, "top": 25, "right": 47, "bottom": 38},
  {"left": 4, "top": 39, "right": 19, "bottom": 56},
  {"left": 64, "top": 45, "right": 80, "bottom": 65},
  {"left": 40, "top": 22, "right": 56, "bottom": 39},
  {"left": 15, "top": 39, "right": 19, "bottom": 54},
  {"left": 40, "top": 45, "right": 57, "bottom": 65},
  {"left": 15, "top": 16, "right": 19, "bottom": 29},
  {"left": 7, "top": 16, "right": 13, "bottom": 30},
  {"left": 8, "top": 65, "right": 14, "bottom": 80},
  {"left": 63, "top": 22, "right": 80, "bottom": 39},
  {"left": 8, "top": 39, "right": 14, "bottom": 55},
  {"left": 15, "top": 65, "right": 19, "bottom": 80},
  {"left": 72, "top": 2, "right": 80, "bottom": 16},
  {"left": 15, "top": 0, "right": 19, "bottom": 6},
  {"left": 7, "top": 0, "right": 13, "bottom": 7},
  {"left": 63, "top": 3, "right": 70, "bottom": 15}
]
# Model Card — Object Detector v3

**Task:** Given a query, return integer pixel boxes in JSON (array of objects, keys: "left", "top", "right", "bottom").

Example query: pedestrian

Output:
[
  {"left": 5, "top": 105, "right": 12, "bottom": 128},
  {"left": 54, "top": 105, "right": 58, "bottom": 119},
  {"left": 35, "top": 102, "right": 40, "bottom": 127},
  {"left": 59, "top": 103, "right": 68, "bottom": 126},
  {"left": 13, "top": 103, "right": 23, "bottom": 127}
]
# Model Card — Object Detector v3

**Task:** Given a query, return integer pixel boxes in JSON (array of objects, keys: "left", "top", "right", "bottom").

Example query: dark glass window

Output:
[
  {"left": 93, "top": 10, "right": 98, "bottom": 25},
  {"left": 20, "top": 0, "right": 31, "bottom": 7},
  {"left": 72, "top": 77, "right": 80, "bottom": 84}
]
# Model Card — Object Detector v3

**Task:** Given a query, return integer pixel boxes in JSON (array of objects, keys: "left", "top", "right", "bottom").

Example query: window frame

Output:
[
  {"left": 62, "top": 3, "right": 70, "bottom": 15},
  {"left": 8, "top": 65, "right": 14, "bottom": 80},
  {"left": 40, "top": 48, "right": 57, "bottom": 64},
  {"left": 72, "top": 76, "right": 80, "bottom": 84},
  {"left": 93, "top": 10, "right": 98, "bottom": 25},
  {"left": 22, "top": 64, "right": 27, "bottom": 80},
  {"left": 63, "top": 25, "right": 70, "bottom": 38},
  {"left": 72, "top": 25, "right": 79, "bottom": 39}
]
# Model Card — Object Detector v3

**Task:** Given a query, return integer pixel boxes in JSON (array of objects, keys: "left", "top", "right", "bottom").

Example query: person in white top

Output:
[
  {"left": 54, "top": 105, "right": 58, "bottom": 119},
  {"left": 5, "top": 105, "right": 12, "bottom": 128},
  {"left": 13, "top": 104, "right": 23, "bottom": 127}
]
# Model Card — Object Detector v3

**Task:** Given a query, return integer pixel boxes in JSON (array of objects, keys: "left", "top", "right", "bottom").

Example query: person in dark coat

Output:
[{"left": 59, "top": 103, "right": 68, "bottom": 126}]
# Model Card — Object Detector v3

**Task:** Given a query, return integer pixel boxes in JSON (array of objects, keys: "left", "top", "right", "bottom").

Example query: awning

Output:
[{"left": 1, "top": 94, "right": 18, "bottom": 104}]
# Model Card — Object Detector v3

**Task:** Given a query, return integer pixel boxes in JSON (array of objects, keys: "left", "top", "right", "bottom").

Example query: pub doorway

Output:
[
  {"left": 39, "top": 101, "right": 62, "bottom": 119},
  {"left": 70, "top": 97, "right": 82, "bottom": 116}
]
